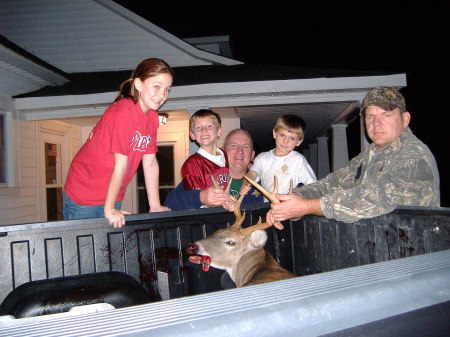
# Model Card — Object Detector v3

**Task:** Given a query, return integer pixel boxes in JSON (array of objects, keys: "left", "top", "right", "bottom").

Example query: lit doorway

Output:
[
  {"left": 137, "top": 145, "right": 175, "bottom": 212},
  {"left": 39, "top": 131, "right": 67, "bottom": 221},
  {"left": 121, "top": 130, "right": 186, "bottom": 214}
]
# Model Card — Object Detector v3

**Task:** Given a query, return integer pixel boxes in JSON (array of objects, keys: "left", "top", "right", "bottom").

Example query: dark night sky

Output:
[{"left": 114, "top": 1, "right": 449, "bottom": 205}]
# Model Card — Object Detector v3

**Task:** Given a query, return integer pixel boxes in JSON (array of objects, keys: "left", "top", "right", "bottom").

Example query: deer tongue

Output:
[{"left": 189, "top": 255, "right": 211, "bottom": 272}]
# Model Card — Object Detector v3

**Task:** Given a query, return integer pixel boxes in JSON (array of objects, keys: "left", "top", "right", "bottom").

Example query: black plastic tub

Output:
[{"left": 0, "top": 271, "right": 153, "bottom": 318}]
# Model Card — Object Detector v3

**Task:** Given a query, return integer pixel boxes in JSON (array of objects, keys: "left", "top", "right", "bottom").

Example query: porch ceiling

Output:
[
  {"left": 48, "top": 101, "right": 358, "bottom": 153},
  {"left": 231, "top": 102, "right": 358, "bottom": 152}
]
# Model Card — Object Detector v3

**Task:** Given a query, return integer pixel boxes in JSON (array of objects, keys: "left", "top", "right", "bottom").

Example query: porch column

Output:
[
  {"left": 360, "top": 117, "right": 370, "bottom": 151},
  {"left": 301, "top": 148, "right": 311, "bottom": 168},
  {"left": 332, "top": 124, "right": 349, "bottom": 171},
  {"left": 317, "top": 136, "right": 330, "bottom": 179},
  {"left": 307, "top": 143, "right": 318, "bottom": 178}
]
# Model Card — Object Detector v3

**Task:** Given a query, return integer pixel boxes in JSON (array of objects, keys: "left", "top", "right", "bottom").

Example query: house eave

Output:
[{"left": 15, "top": 74, "right": 406, "bottom": 120}]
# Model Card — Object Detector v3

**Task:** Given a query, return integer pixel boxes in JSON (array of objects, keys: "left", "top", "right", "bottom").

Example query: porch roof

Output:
[{"left": 15, "top": 63, "right": 398, "bottom": 98}]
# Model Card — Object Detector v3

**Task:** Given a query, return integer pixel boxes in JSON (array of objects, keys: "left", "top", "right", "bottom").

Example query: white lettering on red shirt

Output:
[{"left": 130, "top": 131, "right": 151, "bottom": 152}]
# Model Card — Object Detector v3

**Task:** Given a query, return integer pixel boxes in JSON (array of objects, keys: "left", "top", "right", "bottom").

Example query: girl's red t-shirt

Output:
[{"left": 65, "top": 98, "right": 158, "bottom": 205}]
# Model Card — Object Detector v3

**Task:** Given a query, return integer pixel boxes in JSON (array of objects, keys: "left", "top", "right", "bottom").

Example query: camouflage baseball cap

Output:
[{"left": 361, "top": 86, "right": 406, "bottom": 112}]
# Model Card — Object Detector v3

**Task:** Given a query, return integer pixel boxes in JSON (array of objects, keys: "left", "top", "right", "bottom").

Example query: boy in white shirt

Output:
[{"left": 240, "top": 114, "right": 316, "bottom": 198}]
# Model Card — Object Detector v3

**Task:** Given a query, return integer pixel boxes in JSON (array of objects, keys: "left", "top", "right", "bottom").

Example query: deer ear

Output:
[{"left": 249, "top": 230, "right": 267, "bottom": 249}]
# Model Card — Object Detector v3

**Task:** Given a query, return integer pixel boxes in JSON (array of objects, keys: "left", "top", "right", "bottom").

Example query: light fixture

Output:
[{"left": 158, "top": 112, "right": 168, "bottom": 125}]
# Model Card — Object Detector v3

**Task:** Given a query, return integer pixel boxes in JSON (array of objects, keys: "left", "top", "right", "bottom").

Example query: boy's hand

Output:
[
  {"left": 222, "top": 195, "right": 238, "bottom": 212},
  {"left": 241, "top": 171, "right": 257, "bottom": 196},
  {"left": 239, "top": 183, "right": 252, "bottom": 196}
]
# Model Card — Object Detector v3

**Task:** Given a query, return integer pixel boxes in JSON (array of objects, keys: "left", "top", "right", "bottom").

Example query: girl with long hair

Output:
[{"left": 63, "top": 58, "right": 173, "bottom": 228}]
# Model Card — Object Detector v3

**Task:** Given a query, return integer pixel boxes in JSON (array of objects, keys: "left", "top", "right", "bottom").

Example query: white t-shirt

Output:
[
  {"left": 197, "top": 147, "right": 226, "bottom": 167},
  {"left": 251, "top": 149, "right": 317, "bottom": 195}
]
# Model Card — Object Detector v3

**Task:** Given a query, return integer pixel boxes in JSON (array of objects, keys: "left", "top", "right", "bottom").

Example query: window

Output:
[
  {"left": 44, "top": 142, "right": 63, "bottom": 221},
  {"left": 0, "top": 113, "right": 5, "bottom": 184},
  {"left": 137, "top": 145, "right": 175, "bottom": 213}
]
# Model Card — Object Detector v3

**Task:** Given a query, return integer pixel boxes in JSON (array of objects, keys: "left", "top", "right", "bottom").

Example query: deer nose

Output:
[{"left": 186, "top": 243, "right": 198, "bottom": 255}]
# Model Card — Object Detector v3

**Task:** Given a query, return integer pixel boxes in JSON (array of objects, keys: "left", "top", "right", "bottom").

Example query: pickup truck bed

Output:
[{"left": 0, "top": 204, "right": 449, "bottom": 336}]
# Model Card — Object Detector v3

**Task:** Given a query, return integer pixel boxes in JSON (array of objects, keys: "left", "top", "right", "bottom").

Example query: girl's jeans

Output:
[{"left": 63, "top": 192, "right": 122, "bottom": 220}]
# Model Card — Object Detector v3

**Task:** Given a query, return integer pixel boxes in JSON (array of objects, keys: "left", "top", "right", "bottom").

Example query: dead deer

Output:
[{"left": 187, "top": 192, "right": 296, "bottom": 287}]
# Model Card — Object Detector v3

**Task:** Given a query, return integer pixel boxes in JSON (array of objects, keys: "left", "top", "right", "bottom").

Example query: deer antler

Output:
[
  {"left": 211, "top": 176, "right": 232, "bottom": 194},
  {"left": 240, "top": 216, "right": 271, "bottom": 236},
  {"left": 243, "top": 175, "right": 294, "bottom": 203},
  {"left": 244, "top": 175, "right": 280, "bottom": 204},
  {"left": 231, "top": 193, "right": 245, "bottom": 228},
  {"left": 211, "top": 176, "right": 244, "bottom": 227},
  {"left": 211, "top": 176, "right": 220, "bottom": 189},
  {"left": 213, "top": 175, "right": 275, "bottom": 235}
]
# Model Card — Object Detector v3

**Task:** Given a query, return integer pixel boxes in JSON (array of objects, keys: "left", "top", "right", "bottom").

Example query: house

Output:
[{"left": 0, "top": 0, "right": 406, "bottom": 225}]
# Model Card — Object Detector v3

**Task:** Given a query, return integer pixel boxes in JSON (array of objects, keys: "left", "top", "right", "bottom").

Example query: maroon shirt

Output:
[{"left": 181, "top": 150, "right": 229, "bottom": 190}]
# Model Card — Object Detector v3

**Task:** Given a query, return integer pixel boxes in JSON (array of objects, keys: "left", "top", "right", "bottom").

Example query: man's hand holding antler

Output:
[
  {"left": 267, "top": 195, "right": 323, "bottom": 229},
  {"left": 199, "top": 186, "right": 230, "bottom": 207}
]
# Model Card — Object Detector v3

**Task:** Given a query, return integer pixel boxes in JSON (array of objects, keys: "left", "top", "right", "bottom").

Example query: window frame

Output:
[{"left": 0, "top": 110, "right": 15, "bottom": 188}]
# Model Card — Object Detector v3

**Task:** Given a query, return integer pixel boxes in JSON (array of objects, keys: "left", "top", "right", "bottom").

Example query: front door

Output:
[{"left": 39, "top": 131, "right": 67, "bottom": 221}]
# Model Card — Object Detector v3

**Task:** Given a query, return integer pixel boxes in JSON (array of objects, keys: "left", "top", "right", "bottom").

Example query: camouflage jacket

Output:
[{"left": 296, "top": 128, "right": 440, "bottom": 223}]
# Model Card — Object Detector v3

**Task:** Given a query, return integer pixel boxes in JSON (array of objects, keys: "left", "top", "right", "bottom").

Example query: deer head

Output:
[
  {"left": 187, "top": 176, "right": 296, "bottom": 286},
  {"left": 187, "top": 191, "right": 271, "bottom": 277}
]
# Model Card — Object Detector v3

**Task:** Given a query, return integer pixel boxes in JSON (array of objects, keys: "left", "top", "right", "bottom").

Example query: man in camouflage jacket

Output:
[{"left": 266, "top": 86, "right": 440, "bottom": 227}]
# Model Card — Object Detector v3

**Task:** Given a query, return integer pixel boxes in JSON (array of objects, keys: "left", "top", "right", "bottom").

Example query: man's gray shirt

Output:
[{"left": 296, "top": 128, "right": 440, "bottom": 222}]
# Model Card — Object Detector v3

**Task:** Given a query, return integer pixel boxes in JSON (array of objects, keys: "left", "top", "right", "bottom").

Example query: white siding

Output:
[
  {"left": 0, "top": 120, "right": 38, "bottom": 224},
  {"left": 0, "top": 119, "right": 81, "bottom": 225}
]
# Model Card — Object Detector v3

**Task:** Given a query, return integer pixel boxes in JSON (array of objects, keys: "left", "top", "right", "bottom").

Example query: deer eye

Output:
[{"left": 226, "top": 240, "right": 236, "bottom": 246}]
